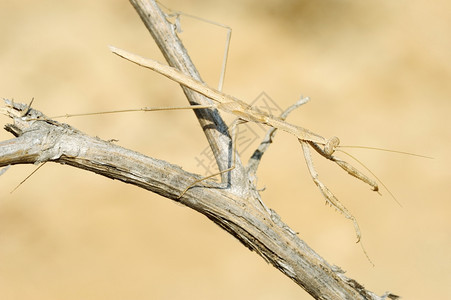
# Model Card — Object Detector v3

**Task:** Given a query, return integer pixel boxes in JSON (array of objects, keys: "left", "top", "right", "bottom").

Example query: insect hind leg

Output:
[{"left": 157, "top": 1, "right": 232, "bottom": 92}]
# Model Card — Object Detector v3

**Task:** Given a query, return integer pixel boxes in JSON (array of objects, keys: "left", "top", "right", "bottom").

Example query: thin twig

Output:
[{"left": 247, "top": 96, "right": 310, "bottom": 176}]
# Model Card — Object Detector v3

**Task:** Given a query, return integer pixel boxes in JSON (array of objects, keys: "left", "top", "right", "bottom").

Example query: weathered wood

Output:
[{"left": 0, "top": 100, "right": 397, "bottom": 300}]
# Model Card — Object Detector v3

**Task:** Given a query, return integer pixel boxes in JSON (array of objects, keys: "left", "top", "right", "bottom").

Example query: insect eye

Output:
[{"left": 324, "top": 136, "right": 340, "bottom": 155}]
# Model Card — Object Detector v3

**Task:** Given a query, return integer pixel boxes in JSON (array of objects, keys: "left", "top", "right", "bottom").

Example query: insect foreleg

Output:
[
  {"left": 300, "top": 140, "right": 362, "bottom": 243},
  {"left": 308, "top": 140, "right": 379, "bottom": 192}
]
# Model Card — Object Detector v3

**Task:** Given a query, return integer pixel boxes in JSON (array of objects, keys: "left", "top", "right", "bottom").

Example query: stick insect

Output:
[
  {"left": 7, "top": 5, "right": 429, "bottom": 257},
  {"left": 106, "top": 45, "right": 378, "bottom": 244}
]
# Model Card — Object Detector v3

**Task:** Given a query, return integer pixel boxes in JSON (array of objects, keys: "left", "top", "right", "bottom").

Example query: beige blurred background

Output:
[{"left": 0, "top": 0, "right": 450, "bottom": 299}]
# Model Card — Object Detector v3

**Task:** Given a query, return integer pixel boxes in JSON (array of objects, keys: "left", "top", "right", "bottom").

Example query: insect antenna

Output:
[{"left": 339, "top": 145, "right": 433, "bottom": 159}]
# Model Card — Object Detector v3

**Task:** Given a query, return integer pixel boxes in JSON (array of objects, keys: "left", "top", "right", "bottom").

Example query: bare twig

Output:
[{"left": 247, "top": 96, "right": 310, "bottom": 176}]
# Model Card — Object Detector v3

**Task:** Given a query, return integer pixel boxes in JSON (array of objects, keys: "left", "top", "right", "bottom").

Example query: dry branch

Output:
[
  {"left": 0, "top": 0, "right": 400, "bottom": 299},
  {"left": 0, "top": 100, "right": 396, "bottom": 300}
]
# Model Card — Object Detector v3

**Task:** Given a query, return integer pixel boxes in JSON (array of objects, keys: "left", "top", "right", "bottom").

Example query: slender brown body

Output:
[{"left": 109, "top": 46, "right": 381, "bottom": 246}]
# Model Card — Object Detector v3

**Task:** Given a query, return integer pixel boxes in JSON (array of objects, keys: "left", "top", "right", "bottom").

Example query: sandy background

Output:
[{"left": 0, "top": 0, "right": 450, "bottom": 299}]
